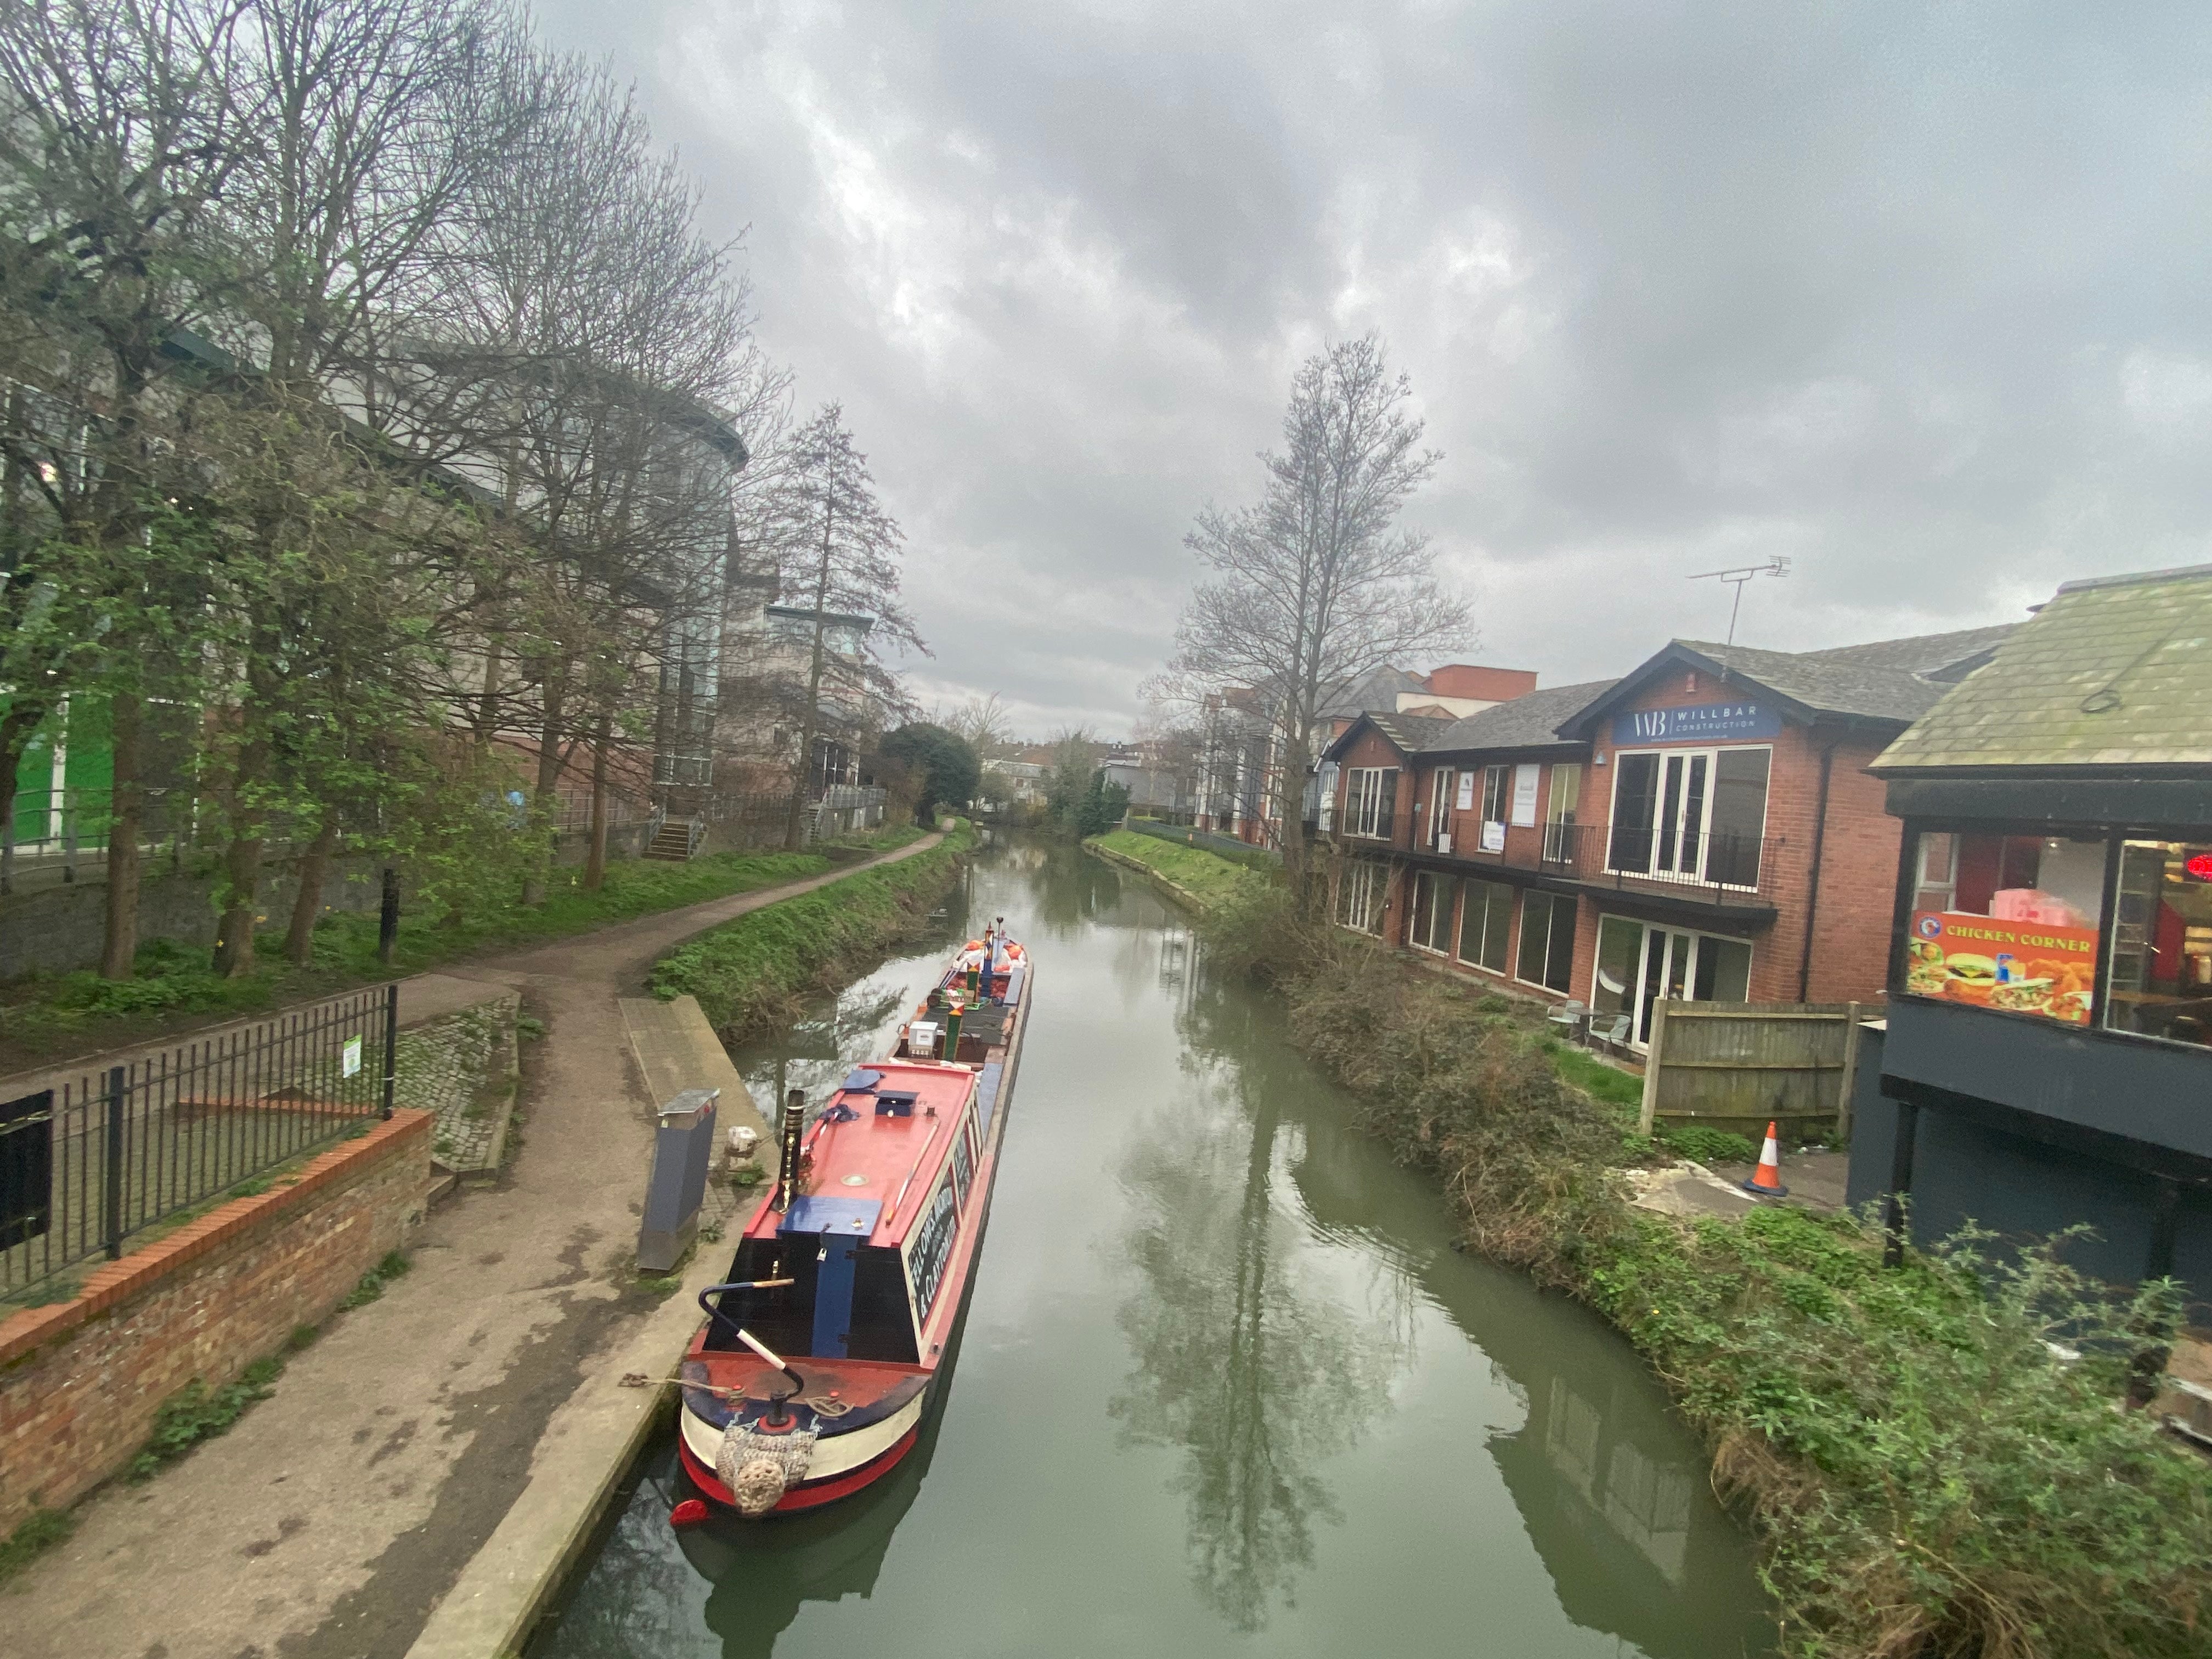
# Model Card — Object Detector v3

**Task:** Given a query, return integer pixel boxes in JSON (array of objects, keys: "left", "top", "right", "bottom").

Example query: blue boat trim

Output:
[{"left": 975, "top": 1062, "right": 1005, "bottom": 1133}]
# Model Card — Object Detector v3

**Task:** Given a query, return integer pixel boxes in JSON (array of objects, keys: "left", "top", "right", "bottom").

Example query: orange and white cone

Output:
[{"left": 1741, "top": 1121, "right": 1788, "bottom": 1197}]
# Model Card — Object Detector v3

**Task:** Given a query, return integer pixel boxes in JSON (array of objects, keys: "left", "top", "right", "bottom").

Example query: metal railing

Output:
[
  {"left": 1124, "top": 817, "right": 1283, "bottom": 869},
  {"left": 0, "top": 984, "right": 398, "bottom": 1294},
  {"left": 1447, "top": 818, "right": 1768, "bottom": 900},
  {"left": 1, "top": 786, "right": 206, "bottom": 895}
]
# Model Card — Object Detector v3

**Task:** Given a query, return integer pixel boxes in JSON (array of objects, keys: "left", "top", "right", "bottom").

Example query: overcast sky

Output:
[{"left": 530, "top": 1, "right": 2212, "bottom": 740}]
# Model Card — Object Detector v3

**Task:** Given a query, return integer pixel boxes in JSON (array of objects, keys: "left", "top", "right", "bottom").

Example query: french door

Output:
[{"left": 1593, "top": 916, "right": 1753, "bottom": 1048}]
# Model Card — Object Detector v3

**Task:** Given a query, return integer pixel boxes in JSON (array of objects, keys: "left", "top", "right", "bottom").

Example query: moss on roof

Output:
[{"left": 1875, "top": 565, "right": 2212, "bottom": 771}]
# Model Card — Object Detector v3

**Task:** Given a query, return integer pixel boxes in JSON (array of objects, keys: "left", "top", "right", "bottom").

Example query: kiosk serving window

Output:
[{"left": 1902, "top": 832, "right": 2106, "bottom": 1026}]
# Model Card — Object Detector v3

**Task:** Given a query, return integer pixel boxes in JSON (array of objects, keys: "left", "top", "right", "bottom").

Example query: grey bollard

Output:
[{"left": 636, "top": 1086, "right": 720, "bottom": 1274}]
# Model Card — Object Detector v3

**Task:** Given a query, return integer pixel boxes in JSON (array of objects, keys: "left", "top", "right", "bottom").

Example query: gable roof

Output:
[
  {"left": 1420, "top": 680, "right": 1620, "bottom": 757},
  {"left": 1559, "top": 624, "right": 2021, "bottom": 735},
  {"left": 1321, "top": 709, "right": 1455, "bottom": 763},
  {"left": 1875, "top": 565, "right": 2212, "bottom": 772}
]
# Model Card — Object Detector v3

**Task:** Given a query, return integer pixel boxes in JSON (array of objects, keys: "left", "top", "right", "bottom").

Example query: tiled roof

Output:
[
  {"left": 1318, "top": 666, "right": 1427, "bottom": 719},
  {"left": 1418, "top": 680, "right": 1620, "bottom": 754},
  {"left": 1875, "top": 565, "right": 2212, "bottom": 771},
  {"left": 1669, "top": 624, "right": 2019, "bottom": 723},
  {"left": 1366, "top": 712, "right": 1456, "bottom": 754}
]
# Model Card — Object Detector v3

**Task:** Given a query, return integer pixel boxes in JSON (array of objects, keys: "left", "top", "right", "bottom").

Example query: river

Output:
[{"left": 533, "top": 834, "right": 1779, "bottom": 1658}]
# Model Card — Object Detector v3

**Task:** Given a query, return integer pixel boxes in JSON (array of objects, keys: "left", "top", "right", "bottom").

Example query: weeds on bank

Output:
[
  {"left": 651, "top": 824, "right": 975, "bottom": 1042},
  {"left": 1210, "top": 890, "right": 2212, "bottom": 1659},
  {"left": 1088, "top": 828, "right": 1269, "bottom": 913},
  {"left": 128, "top": 1356, "right": 287, "bottom": 1480},
  {"left": 341, "top": 1249, "right": 411, "bottom": 1310},
  {"left": 0, "top": 1508, "right": 74, "bottom": 1586}
]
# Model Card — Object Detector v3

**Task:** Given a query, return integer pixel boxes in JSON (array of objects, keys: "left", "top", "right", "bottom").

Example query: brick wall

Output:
[{"left": 0, "top": 1110, "right": 431, "bottom": 1532}]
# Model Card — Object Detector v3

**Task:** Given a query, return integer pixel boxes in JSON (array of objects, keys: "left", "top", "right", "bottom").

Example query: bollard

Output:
[{"left": 944, "top": 999, "right": 964, "bottom": 1062}]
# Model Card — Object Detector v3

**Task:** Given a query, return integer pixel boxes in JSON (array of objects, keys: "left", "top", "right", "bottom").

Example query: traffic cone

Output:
[{"left": 1741, "top": 1121, "right": 1789, "bottom": 1197}]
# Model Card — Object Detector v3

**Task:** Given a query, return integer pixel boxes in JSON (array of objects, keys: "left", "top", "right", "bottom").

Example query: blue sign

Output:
[{"left": 1612, "top": 702, "right": 1782, "bottom": 746}]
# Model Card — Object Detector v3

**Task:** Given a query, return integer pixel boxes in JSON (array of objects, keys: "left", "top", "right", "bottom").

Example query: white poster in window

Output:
[
  {"left": 1510, "top": 764, "right": 1539, "bottom": 827},
  {"left": 1480, "top": 820, "right": 1506, "bottom": 853},
  {"left": 1455, "top": 772, "right": 1475, "bottom": 811}
]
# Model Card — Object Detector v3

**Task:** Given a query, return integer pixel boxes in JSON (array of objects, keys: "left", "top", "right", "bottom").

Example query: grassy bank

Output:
[
  {"left": 650, "top": 824, "right": 974, "bottom": 1042},
  {"left": 1085, "top": 828, "right": 1269, "bottom": 911},
  {"left": 0, "top": 848, "right": 832, "bottom": 1068},
  {"left": 1105, "top": 833, "right": 2211, "bottom": 1658}
]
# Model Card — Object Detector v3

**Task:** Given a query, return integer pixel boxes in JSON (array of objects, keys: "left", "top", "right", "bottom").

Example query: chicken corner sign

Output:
[{"left": 1612, "top": 702, "right": 1783, "bottom": 746}]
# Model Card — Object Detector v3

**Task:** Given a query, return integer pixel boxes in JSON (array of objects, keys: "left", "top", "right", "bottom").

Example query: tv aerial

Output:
[{"left": 1688, "top": 557, "right": 1790, "bottom": 647}]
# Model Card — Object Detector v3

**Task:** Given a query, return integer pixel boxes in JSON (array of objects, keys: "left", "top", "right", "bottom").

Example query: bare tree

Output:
[
  {"left": 1153, "top": 335, "right": 1469, "bottom": 893},
  {"left": 766, "top": 403, "right": 924, "bottom": 848},
  {"left": 939, "top": 692, "right": 1014, "bottom": 760}
]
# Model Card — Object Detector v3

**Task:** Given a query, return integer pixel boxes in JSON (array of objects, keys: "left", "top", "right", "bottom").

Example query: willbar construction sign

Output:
[{"left": 1612, "top": 702, "right": 1782, "bottom": 745}]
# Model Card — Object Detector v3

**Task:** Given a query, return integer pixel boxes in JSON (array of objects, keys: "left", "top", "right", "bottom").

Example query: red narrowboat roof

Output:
[{"left": 744, "top": 1059, "right": 977, "bottom": 1250}]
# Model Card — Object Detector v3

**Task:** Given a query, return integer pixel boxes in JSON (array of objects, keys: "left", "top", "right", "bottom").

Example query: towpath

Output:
[{"left": 4, "top": 832, "right": 946, "bottom": 1659}]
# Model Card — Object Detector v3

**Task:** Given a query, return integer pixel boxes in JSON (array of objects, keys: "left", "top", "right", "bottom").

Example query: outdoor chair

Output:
[
  {"left": 1589, "top": 1013, "right": 1633, "bottom": 1055},
  {"left": 1545, "top": 1000, "right": 1588, "bottom": 1041}
]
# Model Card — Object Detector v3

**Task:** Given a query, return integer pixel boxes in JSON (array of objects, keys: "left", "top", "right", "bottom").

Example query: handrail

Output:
[{"left": 697, "top": 1277, "right": 794, "bottom": 1332}]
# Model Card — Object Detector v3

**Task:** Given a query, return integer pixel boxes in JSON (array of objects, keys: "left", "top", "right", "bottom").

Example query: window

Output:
[
  {"left": 1429, "top": 769, "right": 1455, "bottom": 848},
  {"left": 1316, "top": 762, "right": 1339, "bottom": 832},
  {"left": 1593, "top": 916, "right": 1753, "bottom": 1047},
  {"left": 1900, "top": 831, "right": 2105, "bottom": 1028},
  {"left": 1477, "top": 764, "right": 1510, "bottom": 851},
  {"left": 1606, "top": 747, "right": 1768, "bottom": 887},
  {"left": 1458, "top": 879, "right": 1512, "bottom": 973},
  {"left": 1543, "top": 764, "right": 1581, "bottom": 863},
  {"left": 1336, "top": 859, "right": 1387, "bottom": 934},
  {"left": 1342, "top": 767, "right": 1399, "bottom": 840},
  {"left": 1409, "top": 872, "right": 1455, "bottom": 953},
  {"left": 1516, "top": 891, "right": 1577, "bottom": 993},
  {"left": 2104, "top": 840, "right": 2212, "bottom": 1048}
]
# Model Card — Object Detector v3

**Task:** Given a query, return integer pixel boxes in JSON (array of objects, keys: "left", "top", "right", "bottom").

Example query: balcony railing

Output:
[{"left": 1438, "top": 817, "right": 1769, "bottom": 901}]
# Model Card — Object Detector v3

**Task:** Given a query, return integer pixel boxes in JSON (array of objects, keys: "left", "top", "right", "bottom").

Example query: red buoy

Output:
[{"left": 669, "top": 1498, "right": 709, "bottom": 1527}]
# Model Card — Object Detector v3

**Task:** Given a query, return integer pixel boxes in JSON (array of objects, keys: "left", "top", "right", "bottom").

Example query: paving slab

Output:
[{"left": 620, "top": 992, "right": 769, "bottom": 1145}]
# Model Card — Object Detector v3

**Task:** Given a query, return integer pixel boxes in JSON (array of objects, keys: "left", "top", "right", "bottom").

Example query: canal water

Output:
[{"left": 534, "top": 836, "right": 1778, "bottom": 1658}]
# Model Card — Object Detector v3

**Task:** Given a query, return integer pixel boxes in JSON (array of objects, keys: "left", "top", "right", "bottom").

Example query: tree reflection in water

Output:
[{"left": 1108, "top": 1033, "right": 1402, "bottom": 1632}]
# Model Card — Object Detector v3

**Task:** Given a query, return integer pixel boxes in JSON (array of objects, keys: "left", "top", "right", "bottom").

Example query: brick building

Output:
[{"left": 1322, "top": 625, "right": 2016, "bottom": 1050}]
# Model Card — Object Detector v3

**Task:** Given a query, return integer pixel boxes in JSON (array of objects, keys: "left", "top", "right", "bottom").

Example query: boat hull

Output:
[{"left": 678, "top": 1419, "right": 923, "bottom": 1514}]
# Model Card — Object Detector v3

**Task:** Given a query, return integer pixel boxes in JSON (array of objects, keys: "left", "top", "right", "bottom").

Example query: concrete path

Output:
[{"left": 3, "top": 834, "right": 946, "bottom": 1659}]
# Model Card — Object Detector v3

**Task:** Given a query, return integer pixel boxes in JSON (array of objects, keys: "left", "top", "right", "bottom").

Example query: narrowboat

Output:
[{"left": 673, "top": 923, "right": 1032, "bottom": 1517}]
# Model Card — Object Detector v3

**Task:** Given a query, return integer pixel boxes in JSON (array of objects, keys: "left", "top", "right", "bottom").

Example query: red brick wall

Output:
[
  {"left": 1585, "top": 670, "right": 1900, "bottom": 1005},
  {"left": 0, "top": 1111, "right": 430, "bottom": 1531}
]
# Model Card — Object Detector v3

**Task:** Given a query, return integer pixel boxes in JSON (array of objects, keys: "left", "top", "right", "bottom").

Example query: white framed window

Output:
[
  {"left": 1409, "top": 871, "right": 1455, "bottom": 953},
  {"left": 1605, "top": 746, "right": 1769, "bottom": 888},
  {"left": 1342, "top": 766, "right": 1399, "bottom": 840},
  {"left": 1336, "top": 859, "right": 1387, "bottom": 934},
  {"left": 1516, "top": 891, "right": 1578, "bottom": 994},
  {"left": 1458, "top": 878, "right": 1512, "bottom": 973},
  {"left": 1543, "top": 764, "right": 1581, "bottom": 863},
  {"left": 1316, "top": 761, "right": 1339, "bottom": 832},
  {"left": 1429, "top": 768, "right": 1454, "bottom": 848}
]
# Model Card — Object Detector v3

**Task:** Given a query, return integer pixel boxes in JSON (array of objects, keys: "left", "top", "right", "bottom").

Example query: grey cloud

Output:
[{"left": 529, "top": 0, "right": 2212, "bottom": 724}]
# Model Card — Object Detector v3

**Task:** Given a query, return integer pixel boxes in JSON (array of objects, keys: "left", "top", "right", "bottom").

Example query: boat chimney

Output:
[{"left": 774, "top": 1087, "right": 805, "bottom": 1212}]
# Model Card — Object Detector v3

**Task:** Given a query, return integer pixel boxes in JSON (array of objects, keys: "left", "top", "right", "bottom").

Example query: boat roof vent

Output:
[
  {"left": 841, "top": 1068, "right": 884, "bottom": 1093},
  {"left": 874, "top": 1089, "right": 919, "bottom": 1117}
]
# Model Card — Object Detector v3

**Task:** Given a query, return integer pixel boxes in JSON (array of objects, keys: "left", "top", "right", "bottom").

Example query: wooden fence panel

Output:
[{"left": 1637, "top": 1001, "right": 1865, "bottom": 1137}]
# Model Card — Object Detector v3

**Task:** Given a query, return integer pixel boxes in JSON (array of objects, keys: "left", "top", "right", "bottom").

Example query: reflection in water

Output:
[
  {"left": 533, "top": 838, "right": 1775, "bottom": 1659},
  {"left": 1108, "top": 1084, "right": 1402, "bottom": 1630}
]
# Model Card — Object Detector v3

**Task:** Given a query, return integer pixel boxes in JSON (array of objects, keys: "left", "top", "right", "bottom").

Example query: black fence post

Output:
[
  {"left": 377, "top": 864, "right": 400, "bottom": 965},
  {"left": 381, "top": 983, "right": 399, "bottom": 1120},
  {"left": 101, "top": 1064, "right": 126, "bottom": 1259}
]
